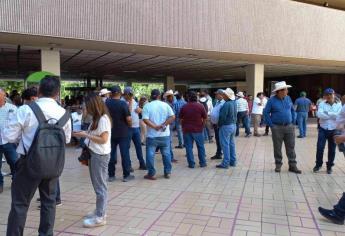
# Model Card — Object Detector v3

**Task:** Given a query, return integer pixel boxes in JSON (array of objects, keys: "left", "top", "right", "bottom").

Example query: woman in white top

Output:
[{"left": 73, "top": 93, "right": 112, "bottom": 228}]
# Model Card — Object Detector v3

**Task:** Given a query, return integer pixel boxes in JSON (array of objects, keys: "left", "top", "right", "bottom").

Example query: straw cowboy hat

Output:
[
  {"left": 236, "top": 91, "right": 245, "bottom": 98},
  {"left": 272, "top": 81, "right": 292, "bottom": 93},
  {"left": 99, "top": 88, "right": 111, "bottom": 96},
  {"left": 221, "top": 88, "right": 235, "bottom": 100},
  {"left": 164, "top": 89, "right": 174, "bottom": 98}
]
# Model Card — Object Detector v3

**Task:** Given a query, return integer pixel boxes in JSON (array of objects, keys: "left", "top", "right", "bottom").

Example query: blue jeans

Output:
[
  {"left": 219, "top": 124, "right": 237, "bottom": 167},
  {"left": 297, "top": 112, "right": 308, "bottom": 137},
  {"left": 146, "top": 136, "right": 172, "bottom": 176},
  {"left": 175, "top": 119, "right": 184, "bottom": 146},
  {"left": 128, "top": 127, "right": 146, "bottom": 167},
  {"left": 183, "top": 132, "right": 207, "bottom": 167},
  {"left": 0, "top": 143, "right": 17, "bottom": 186},
  {"left": 236, "top": 111, "right": 251, "bottom": 136},
  {"left": 316, "top": 128, "right": 336, "bottom": 168},
  {"left": 108, "top": 137, "right": 131, "bottom": 178},
  {"left": 170, "top": 128, "right": 175, "bottom": 161}
]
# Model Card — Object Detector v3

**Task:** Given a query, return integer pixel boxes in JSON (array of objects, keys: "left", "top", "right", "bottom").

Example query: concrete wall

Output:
[{"left": 1, "top": 0, "right": 345, "bottom": 61}]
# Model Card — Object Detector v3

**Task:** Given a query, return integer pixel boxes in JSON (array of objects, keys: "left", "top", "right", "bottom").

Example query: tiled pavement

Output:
[{"left": 1, "top": 123, "right": 345, "bottom": 235}]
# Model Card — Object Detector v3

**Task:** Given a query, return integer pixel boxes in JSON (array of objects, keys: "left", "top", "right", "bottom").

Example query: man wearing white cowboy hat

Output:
[
  {"left": 99, "top": 88, "right": 111, "bottom": 103},
  {"left": 235, "top": 91, "right": 251, "bottom": 137},
  {"left": 216, "top": 88, "right": 238, "bottom": 169},
  {"left": 263, "top": 81, "right": 301, "bottom": 174}
]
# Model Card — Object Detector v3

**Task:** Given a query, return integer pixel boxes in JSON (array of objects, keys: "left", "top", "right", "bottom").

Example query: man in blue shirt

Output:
[
  {"left": 263, "top": 81, "right": 301, "bottom": 174},
  {"left": 173, "top": 92, "right": 186, "bottom": 149},
  {"left": 216, "top": 88, "right": 237, "bottom": 169},
  {"left": 294, "top": 91, "right": 312, "bottom": 138}
]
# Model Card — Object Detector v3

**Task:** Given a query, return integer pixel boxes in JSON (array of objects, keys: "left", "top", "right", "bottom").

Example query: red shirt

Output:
[{"left": 179, "top": 102, "right": 207, "bottom": 133}]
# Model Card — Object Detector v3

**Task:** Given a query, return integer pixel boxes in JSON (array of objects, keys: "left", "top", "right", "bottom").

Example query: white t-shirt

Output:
[
  {"left": 85, "top": 115, "right": 111, "bottom": 155},
  {"left": 128, "top": 99, "right": 140, "bottom": 128},
  {"left": 252, "top": 97, "right": 267, "bottom": 115},
  {"left": 142, "top": 100, "right": 175, "bottom": 138}
]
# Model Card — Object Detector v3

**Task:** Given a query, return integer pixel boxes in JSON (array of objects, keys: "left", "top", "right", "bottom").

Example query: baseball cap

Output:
[
  {"left": 151, "top": 89, "right": 161, "bottom": 99},
  {"left": 215, "top": 89, "right": 223, "bottom": 94},
  {"left": 110, "top": 85, "right": 122, "bottom": 94},
  {"left": 123, "top": 86, "right": 133, "bottom": 95},
  {"left": 323, "top": 88, "right": 335, "bottom": 95}
]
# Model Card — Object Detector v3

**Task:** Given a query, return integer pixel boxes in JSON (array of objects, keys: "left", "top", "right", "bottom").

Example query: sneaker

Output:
[
  {"left": 288, "top": 166, "right": 302, "bottom": 174},
  {"left": 210, "top": 155, "right": 222, "bottom": 160},
  {"left": 313, "top": 166, "right": 321, "bottom": 173},
  {"left": 275, "top": 166, "right": 281, "bottom": 173},
  {"left": 164, "top": 173, "right": 171, "bottom": 179},
  {"left": 84, "top": 211, "right": 107, "bottom": 220},
  {"left": 327, "top": 167, "right": 333, "bottom": 174},
  {"left": 123, "top": 175, "right": 135, "bottom": 182},
  {"left": 83, "top": 216, "right": 107, "bottom": 228},
  {"left": 318, "top": 207, "right": 344, "bottom": 225},
  {"left": 107, "top": 176, "right": 116, "bottom": 182},
  {"left": 216, "top": 164, "right": 229, "bottom": 169},
  {"left": 144, "top": 174, "right": 157, "bottom": 180}
]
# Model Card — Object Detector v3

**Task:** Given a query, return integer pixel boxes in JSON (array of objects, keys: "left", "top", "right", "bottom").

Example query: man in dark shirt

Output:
[
  {"left": 106, "top": 85, "right": 134, "bottom": 182},
  {"left": 263, "top": 81, "right": 301, "bottom": 174},
  {"left": 216, "top": 88, "right": 237, "bottom": 169},
  {"left": 179, "top": 91, "right": 207, "bottom": 168},
  {"left": 294, "top": 91, "right": 312, "bottom": 138}
]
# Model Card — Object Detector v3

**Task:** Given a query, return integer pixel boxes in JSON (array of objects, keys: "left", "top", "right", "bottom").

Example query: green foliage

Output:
[{"left": 0, "top": 81, "right": 24, "bottom": 93}]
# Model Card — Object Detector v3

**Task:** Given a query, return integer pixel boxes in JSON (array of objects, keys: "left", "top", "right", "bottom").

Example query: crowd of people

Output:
[{"left": 1, "top": 77, "right": 345, "bottom": 235}]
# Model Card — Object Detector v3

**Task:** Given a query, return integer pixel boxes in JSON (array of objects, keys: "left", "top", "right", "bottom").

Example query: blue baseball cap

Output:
[
  {"left": 323, "top": 88, "right": 335, "bottom": 95},
  {"left": 110, "top": 85, "right": 122, "bottom": 94},
  {"left": 123, "top": 86, "right": 133, "bottom": 95}
]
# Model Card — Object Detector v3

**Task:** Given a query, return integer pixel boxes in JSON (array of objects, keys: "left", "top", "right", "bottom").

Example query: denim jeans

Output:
[
  {"left": 334, "top": 193, "right": 345, "bottom": 218},
  {"left": 146, "top": 136, "right": 172, "bottom": 176},
  {"left": 297, "top": 112, "right": 308, "bottom": 137},
  {"left": 183, "top": 132, "right": 207, "bottom": 167},
  {"left": 236, "top": 111, "right": 251, "bottom": 136},
  {"left": 175, "top": 119, "right": 184, "bottom": 146},
  {"left": 108, "top": 137, "right": 131, "bottom": 178},
  {"left": 219, "top": 124, "right": 237, "bottom": 167},
  {"left": 128, "top": 127, "right": 146, "bottom": 167},
  {"left": 89, "top": 151, "right": 110, "bottom": 217},
  {"left": 170, "top": 128, "right": 175, "bottom": 161},
  {"left": 316, "top": 127, "right": 336, "bottom": 168},
  {"left": 213, "top": 125, "right": 222, "bottom": 156},
  {"left": 0, "top": 143, "right": 17, "bottom": 186}
]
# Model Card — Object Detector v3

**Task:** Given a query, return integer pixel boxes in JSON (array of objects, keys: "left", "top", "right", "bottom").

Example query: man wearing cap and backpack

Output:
[
  {"left": 3, "top": 76, "right": 71, "bottom": 236},
  {"left": 263, "top": 81, "right": 302, "bottom": 174}
]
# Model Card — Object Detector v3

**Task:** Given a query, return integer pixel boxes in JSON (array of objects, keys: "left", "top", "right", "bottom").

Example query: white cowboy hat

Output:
[
  {"left": 164, "top": 89, "right": 174, "bottom": 98},
  {"left": 272, "top": 81, "right": 292, "bottom": 93},
  {"left": 221, "top": 88, "right": 235, "bottom": 100},
  {"left": 99, "top": 88, "right": 111, "bottom": 96},
  {"left": 236, "top": 91, "right": 245, "bottom": 98}
]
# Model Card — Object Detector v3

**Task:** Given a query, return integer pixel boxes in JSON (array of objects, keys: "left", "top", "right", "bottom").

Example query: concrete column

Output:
[
  {"left": 41, "top": 49, "right": 60, "bottom": 76},
  {"left": 245, "top": 64, "right": 264, "bottom": 97},
  {"left": 164, "top": 75, "right": 175, "bottom": 91}
]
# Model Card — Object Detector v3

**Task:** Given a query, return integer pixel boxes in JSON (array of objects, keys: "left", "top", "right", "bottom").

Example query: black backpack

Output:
[{"left": 25, "top": 102, "right": 70, "bottom": 179}]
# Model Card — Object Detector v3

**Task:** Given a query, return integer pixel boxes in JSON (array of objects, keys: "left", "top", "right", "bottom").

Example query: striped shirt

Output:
[
  {"left": 0, "top": 102, "right": 17, "bottom": 145},
  {"left": 236, "top": 98, "right": 249, "bottom": 112}
]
